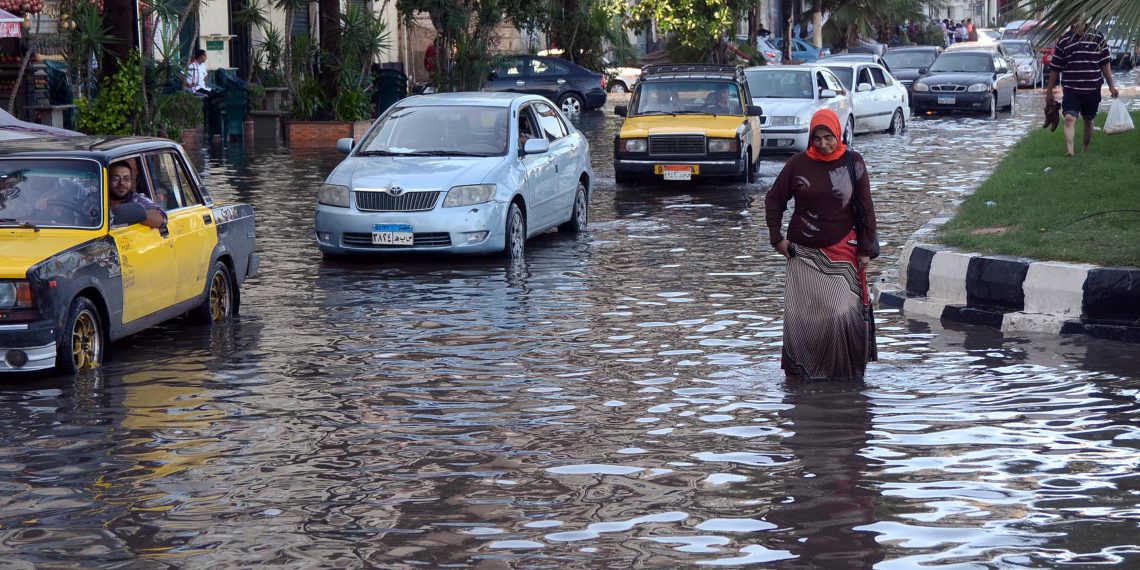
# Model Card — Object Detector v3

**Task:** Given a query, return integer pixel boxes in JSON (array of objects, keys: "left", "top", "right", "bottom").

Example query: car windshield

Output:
[
  {"left": 0, "top": 159, "right": 102, "bottom": 229},
  {"left": 823, "top": 67, "right": 854, "bottom": 89},
  {"left": 745, "top": 70, "right": 815, "bottom": 99},
  {"left": 356, "top": 105, "right": 510, "bottom": 156},
  {"left": 883, "top": 51, "right": 937, "bottom": 69},
  {"left": 928, "top": 53, "right": 994, "bottom": 73},
  {"left": 633, "top": 81, "right": 743, "bottom": 115},
  {"left": 1001, "top": 42, "right": 1034, "bottom": 56}
]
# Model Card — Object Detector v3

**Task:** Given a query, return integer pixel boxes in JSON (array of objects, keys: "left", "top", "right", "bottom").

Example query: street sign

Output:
[{"left": 206, "top": 40, "right": 224, "bottom": 51}]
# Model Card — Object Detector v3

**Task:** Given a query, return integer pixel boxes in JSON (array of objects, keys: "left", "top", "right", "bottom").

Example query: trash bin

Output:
[
  {"left": 374, "top": 68, "right": 408, "bottom": 117},
  {"left": 205, "top": 69, "right": 250, "bottom": 141},
  {"left": 42, "top": 60, "right": 76, "bottom": 130}
]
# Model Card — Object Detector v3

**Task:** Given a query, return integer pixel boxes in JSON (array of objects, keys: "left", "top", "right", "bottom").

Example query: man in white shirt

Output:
[{"left": 185, "top": 49, "right": 210, "bottom": 95}]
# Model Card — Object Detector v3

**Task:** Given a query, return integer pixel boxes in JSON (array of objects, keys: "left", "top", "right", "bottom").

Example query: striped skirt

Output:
[{"left": 782, "top": 231, "right": 877, "bottom": 381}]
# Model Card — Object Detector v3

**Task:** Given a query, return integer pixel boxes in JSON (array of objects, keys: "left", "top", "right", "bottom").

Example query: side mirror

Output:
[
  {"left": 614, "top": 105, "right": 627, "bottom": 117},
  {"left": 522, "top": 138, "right": 550, "bottom": 155},
  {"left": 918, "top": 67, "right": 928, "bottom": 75},
  {"left": 336, "top": 138, "right": 354, "bottom": 154},
  {"left": 819, "top": 89, "right": 838, "bottom": 99},
  {"left": 747, "top": 104, "right": 764, "bottom": 117},
  {"left": 856, "top": 83, "right": 873, "bottom": 92},
  {"left": 110, "top": 203, "right": 147, "bottom": 226},
  {"left": 488, "top": 71, "right": 498, "bottom": 80}
]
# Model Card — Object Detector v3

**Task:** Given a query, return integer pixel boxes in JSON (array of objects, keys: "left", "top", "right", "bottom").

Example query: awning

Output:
[{"left": 0, "top": 8, "right": 22, "bottom": 39}]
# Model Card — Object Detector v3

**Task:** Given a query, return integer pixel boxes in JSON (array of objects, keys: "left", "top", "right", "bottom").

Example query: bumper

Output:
[
  {"left": 0, "top": 321, "right": 58, "bottom": 372},
  {"left": 912, "top": 91, "right": 991, "bottom": 113},
  {"left": 584, "top": 90, "right": 608, "bottom": 109},
  {"left": 1016, "top": 70, "right": 1036, "bottom": 86},
  {"left": 314, "top": 201, "right": 510, "bottom": 255},
  {"left": 761, "top": 128, "right": 809, "bottom": 152},
  {"left": 613, "top": 157, "right": 744, "bottom": 178}
]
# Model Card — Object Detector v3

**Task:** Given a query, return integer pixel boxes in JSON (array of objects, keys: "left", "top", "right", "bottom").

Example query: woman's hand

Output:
[
  {"left": 775, "top": 239, "right": 792, "bottom": 258},
  {"left": 858, "top": 255, "right": 870, "bottom": 271}
]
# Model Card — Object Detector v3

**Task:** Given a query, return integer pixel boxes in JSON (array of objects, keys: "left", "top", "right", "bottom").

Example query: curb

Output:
[{"left": 873, "top": 216, "right": 1140, "bottom": 344}]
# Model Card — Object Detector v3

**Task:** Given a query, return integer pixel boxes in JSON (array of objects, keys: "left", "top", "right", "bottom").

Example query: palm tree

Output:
[{"left": 1011, "top": 0, "right": 1139, "bottom": 46}]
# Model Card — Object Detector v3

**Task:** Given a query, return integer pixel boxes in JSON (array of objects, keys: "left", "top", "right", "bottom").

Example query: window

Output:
[
  {"left": 869, "top": 67, "right": 890, "bottom": 88},
  {"left": 499, "top": 58, "right": 524, "bottom": 76},
  {"left": 518, "top": 106, "right": 542, "bottom": 145},
  {"left": 530, "top": 58, "right": 568, "bottom": 76},
  {"left": 143, "top": 152, "right": 201, "bottom": 210},
  {"left": 533, "top": 102, "right": 568, "bottom": 140},
  {"left": 857, "top": 68, "right": 874, "bottom": 88},
  {"left": 821, "top": 70, "right": 845, "bottom": 93}
]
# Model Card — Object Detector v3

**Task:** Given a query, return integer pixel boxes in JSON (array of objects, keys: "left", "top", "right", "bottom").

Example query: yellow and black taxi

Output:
[
  {"left": 612, "top": 64, "right": 763, "bottom": 184},
  {"left": 0, "top": 137, "right": 259, "bottom": 374}
]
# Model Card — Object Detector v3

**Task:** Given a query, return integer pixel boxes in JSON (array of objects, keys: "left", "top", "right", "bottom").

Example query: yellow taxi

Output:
[
  {"left": 613, "top": 65, "right": 763, "bottom": 184},
  {"left": 0, "top": 137, "right": 259, "bottom": 374}
]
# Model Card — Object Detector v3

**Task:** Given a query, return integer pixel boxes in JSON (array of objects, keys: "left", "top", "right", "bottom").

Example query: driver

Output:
[{"left": 108, "top": 161, "right": 166, "bottom": 229}]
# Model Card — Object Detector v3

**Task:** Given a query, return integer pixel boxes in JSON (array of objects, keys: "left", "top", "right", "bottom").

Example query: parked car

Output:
[
  {"left": 849, "top": 38, "right": 888, "bottom": 56},
  {"left": 605, "top": 59, "right": 642, "bottom": 93},
  {"left": 818, "top": 60, "right": 909, "bottom": 135},
  {"left": 999, "top": 39, "right": 1044, "bottom": 88},
  {"left": 736, "top": 35, "right": 782, "bottom": 64},
  {"left": 770, "top": 37, "right": 831, "bottom": 62},
  {"left": 945, "top": 41, "right": 1017, "bottom": 70},
  {"left": 0, "top": 137, "right": 259, "bottom": 373},
  {"left": 315, "top": 92, "right": 591, "bottom": 260},
  {"left": 819, "top": 52, "right": 892, "bottom": 73},
  {"left": 483, "top": 55, "right": 607, "bottom": 115},
  {"left": 1107, "top": 36, "right": 1136, "bottom": 70},
  {"left": 882, "top": 46, "right": 942, "bottom": 101},
  {"left": 612, "top": 64, "right": 763, "bottom": 184},
  {"left": 1000, "top": 19, "right": 1039, "bottom": 40},
  {"left": 0, "top": 109, "right": 81, "bottom": 141},
  {"left": 743, "top": 64, "right": 852, "bottom": 151},
  {"left": 976, "top": 28, "right": 1002, "bottom": 44},
  {"left": 911, "top": 49, "right": 1017, "bottom": 116}
]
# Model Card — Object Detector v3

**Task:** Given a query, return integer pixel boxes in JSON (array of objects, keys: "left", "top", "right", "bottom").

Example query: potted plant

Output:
[{"left": 158, "top": 89, "right": 205, "bottom": 146}]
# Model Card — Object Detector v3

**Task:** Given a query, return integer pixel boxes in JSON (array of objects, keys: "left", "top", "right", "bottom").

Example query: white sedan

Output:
[
  {"left": 819, "top": 60, "right": 909, "bottom": 136},
  {"left": 315, "top": 92, "right": 592, "bottom": 259},
  {"left": 743, "top": 65, "right": 853, "bottom": 152}
]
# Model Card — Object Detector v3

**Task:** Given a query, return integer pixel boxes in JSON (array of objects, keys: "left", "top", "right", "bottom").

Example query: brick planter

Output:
[{"left": 285, "top": 120, "right": 372, "bottom": 148}]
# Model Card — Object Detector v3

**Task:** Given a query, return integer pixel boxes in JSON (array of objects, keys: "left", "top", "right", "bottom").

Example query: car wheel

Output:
[
  {"left": 57, "top": 296, "right": 103, "bottom": 374},
  {"left": 738, "top": 150, "right": 753, "bottom": 183},
  {"left": 988, "top": 92, "right": 997, "bottom": 119},
  {"left": 1006, "top": 88, "right": 1016, "bottom": 112},
  {"left": 608, "top": 82, "right": 627, "bottom": 94},
  {"left": 192, "top": 261, "right": 234, "bottom": 324},
  {"left": 844, "top": 116, "right": 855, "bottom": 144},
  {"left": 502, "top": 202, "right": 526, "bottom": 259},
  {"left": 888, "top": 108, "right": 905, "bottom": 135},
  {"left": 558, "top": 93, "right": 584, "bottom": 115},
  {"left": 559, "top": 183, "right": 589, "bottom": 234}
]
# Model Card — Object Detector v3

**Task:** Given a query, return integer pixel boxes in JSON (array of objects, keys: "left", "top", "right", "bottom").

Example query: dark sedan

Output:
[
  {"left": 911, "top": 50, "right": 1017, "bottom": 116},
  {"left": 483, "top": 55, "right": 607, "bottom": 115},
  {"left": 882, "top": 46, "right": 942, "bottom": 103}
]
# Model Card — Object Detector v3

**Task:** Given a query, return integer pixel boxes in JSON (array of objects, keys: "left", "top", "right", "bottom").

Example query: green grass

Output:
[{"left": 937, "top": 110, "right": 1140, "bottom": 267}]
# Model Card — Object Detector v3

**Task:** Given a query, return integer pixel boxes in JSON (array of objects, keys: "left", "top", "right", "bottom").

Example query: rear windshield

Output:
[
  {"left": 0, "top": 159, "right": 102, "bottom": 229},
  {"left": 745, "top": 69, "right": 815, "bottom": 99},
  {"left": 883, "top": 51, "right": 937, "bottom": 69}
]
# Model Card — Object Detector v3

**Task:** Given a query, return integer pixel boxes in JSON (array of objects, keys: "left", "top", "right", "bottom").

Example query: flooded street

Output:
[{"left": 2, "top": 73, "right": 1139, "bottom": 568}]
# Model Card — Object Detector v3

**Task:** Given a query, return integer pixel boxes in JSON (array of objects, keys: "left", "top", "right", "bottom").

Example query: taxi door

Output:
[
  {"left": 111, "top": 222, "right": 176, "bottom": 324},
  {"left": 141, "top": 152, "right": 219, "bottom": 304}
]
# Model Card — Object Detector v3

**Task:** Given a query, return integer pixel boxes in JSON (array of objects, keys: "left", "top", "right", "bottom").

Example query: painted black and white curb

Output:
[{"left": 875, "top": 242, "right": 1140, "bottom": 343}]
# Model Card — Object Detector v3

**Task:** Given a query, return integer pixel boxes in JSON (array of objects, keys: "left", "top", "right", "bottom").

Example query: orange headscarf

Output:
[{"left": 805, "top": 108, "right": 847, "bottom": 162}]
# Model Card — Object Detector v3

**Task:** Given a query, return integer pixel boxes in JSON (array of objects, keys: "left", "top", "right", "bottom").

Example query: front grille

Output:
[
  {"left": 355, "top": 190, "right": 441, "bottom": 212},
  {"left": 899, "top": 80, "right": 913, "bottom": 88},
  {"left": 342, "top": 232, "right": 452, "bottom": 248},
  {"left": 931, "top": 84, "right": 966, "bottom": 93},
  {"left": 649, "top": 135, "right": 706, "bottom": 156}
]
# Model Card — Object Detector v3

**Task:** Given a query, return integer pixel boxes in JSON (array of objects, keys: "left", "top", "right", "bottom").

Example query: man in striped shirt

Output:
[{"left": 1044, "top": 18, "right": 1120, "bottom": 156}]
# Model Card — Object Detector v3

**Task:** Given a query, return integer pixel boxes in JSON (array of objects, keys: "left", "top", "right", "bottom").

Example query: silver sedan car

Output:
[{"left": 315, "top": 92, "right": 592, "bottom": 258}]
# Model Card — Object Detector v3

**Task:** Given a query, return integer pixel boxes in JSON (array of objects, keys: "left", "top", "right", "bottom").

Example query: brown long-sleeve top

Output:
[{"left": 764, "top": 150, "right": 878, "bottom": 257}]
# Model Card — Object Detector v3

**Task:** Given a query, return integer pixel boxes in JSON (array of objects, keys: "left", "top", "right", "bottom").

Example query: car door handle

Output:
[
  {"left": 516, "top": 80, "right": 526, "bottom": 86},
  {"left": 203, "top": 214, "right": 213, "bottom": 225},
  {"left": 557, "top": 79, "right": 566, "bottom": 85}
]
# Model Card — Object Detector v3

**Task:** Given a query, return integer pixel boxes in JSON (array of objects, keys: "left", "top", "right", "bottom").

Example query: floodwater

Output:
[{"left": 2, "top": 73, "right": 1138, "bottom": 568}]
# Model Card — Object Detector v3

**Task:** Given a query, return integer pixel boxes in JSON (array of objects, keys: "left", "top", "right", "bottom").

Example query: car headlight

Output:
[
  {"left": 317, "top": 184, "right": 350, "bottom": 207},
  {"left": 967, "top": 83, "right": 990, "bottom": 92},
  {"left": 912, "top": 82, "right": 930, "bottom": 92},
  {"left": 707, "top": 138, "right": 739, "bottom": 153},
  {"left": 1018, "top": 64, "right": 1033, "bottom": 72},
  {"left": 621, "top": 138, "right": 647, "bottom": 153},
  {"left": 0, "top": 281, "right": 33, "bottom": 309},
  {"left": 443, "top": 184, "right": 496, "bottom": 207},
  {"left": 770, "top": 115, "right": 807, "bottom": 127}
]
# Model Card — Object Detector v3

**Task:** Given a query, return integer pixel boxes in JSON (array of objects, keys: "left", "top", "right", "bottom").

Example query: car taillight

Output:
[{"left": 601, "top": 75, "right": 606, "bottom": 90}]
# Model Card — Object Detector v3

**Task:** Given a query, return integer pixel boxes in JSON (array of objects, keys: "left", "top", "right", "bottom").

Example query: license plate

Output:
[
  {"left": 655, "top": 164, "right": 698, "bottom": 180},
  {"left": 937, "top": 96, "right": 956, "bottom": 105},
  {"left": 372, "top": 224, "right": 413, "bottom": 245}
]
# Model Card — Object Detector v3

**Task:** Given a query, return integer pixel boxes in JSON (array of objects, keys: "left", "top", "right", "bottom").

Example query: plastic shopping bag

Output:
[{"left": 1103, "top": 98, "right": 1135, "bottom": 135}]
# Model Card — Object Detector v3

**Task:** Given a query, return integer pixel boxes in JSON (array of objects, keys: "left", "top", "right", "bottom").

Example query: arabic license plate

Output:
[
  {"left": 655, "top": 164, "right": 697, "bottom": 180},
  {"left": 937, "top": 95, "right": 956, "bottom": 105},
  {"left": 372, "top": 224, "right": 413, "bottom": 245}
]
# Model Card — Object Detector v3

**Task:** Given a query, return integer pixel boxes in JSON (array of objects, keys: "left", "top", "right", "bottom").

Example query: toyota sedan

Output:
[{"left": 314, "top": 93, "right": 592, "bottom": 259}]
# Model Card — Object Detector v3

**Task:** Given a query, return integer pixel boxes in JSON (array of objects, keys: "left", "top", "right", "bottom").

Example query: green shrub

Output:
[
  {"left": 76, "top": 50, "right": 144, "bottom": 135},
  {"left": 156, "top": 89, "right": 205, "bottom": 139}
]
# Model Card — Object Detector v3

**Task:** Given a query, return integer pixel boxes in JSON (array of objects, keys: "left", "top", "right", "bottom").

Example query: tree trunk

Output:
[
  {"left": 102, "top": 0, "right": 139, "bottom": 79},
  {"left": 812, "top": 0, "right": 822, "bottom": 48},
  {"left": 318, "top": 0, "right": 339, "bottom": 88}
]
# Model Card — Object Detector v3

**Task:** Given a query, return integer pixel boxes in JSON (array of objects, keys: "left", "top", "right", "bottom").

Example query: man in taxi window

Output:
[{"left": 108, "top": 161, "right": 166, "bottom": 229}]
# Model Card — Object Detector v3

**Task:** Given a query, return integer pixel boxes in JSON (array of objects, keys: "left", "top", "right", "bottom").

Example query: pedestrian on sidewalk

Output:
[
  {"left": 1044, "top": 15, "right": 1120, "bottom": 157},
  {"left": 765, "top": 108, "right": 879, "bottom": 382}
]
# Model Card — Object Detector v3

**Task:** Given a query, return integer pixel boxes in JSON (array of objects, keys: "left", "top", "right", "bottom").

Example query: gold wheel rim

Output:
[
  {"left": 71, "top": 310, "right": 100, "bottom": 370},
  {"left": 209, "top": 271, "right": 230, "bottom": 321}
]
